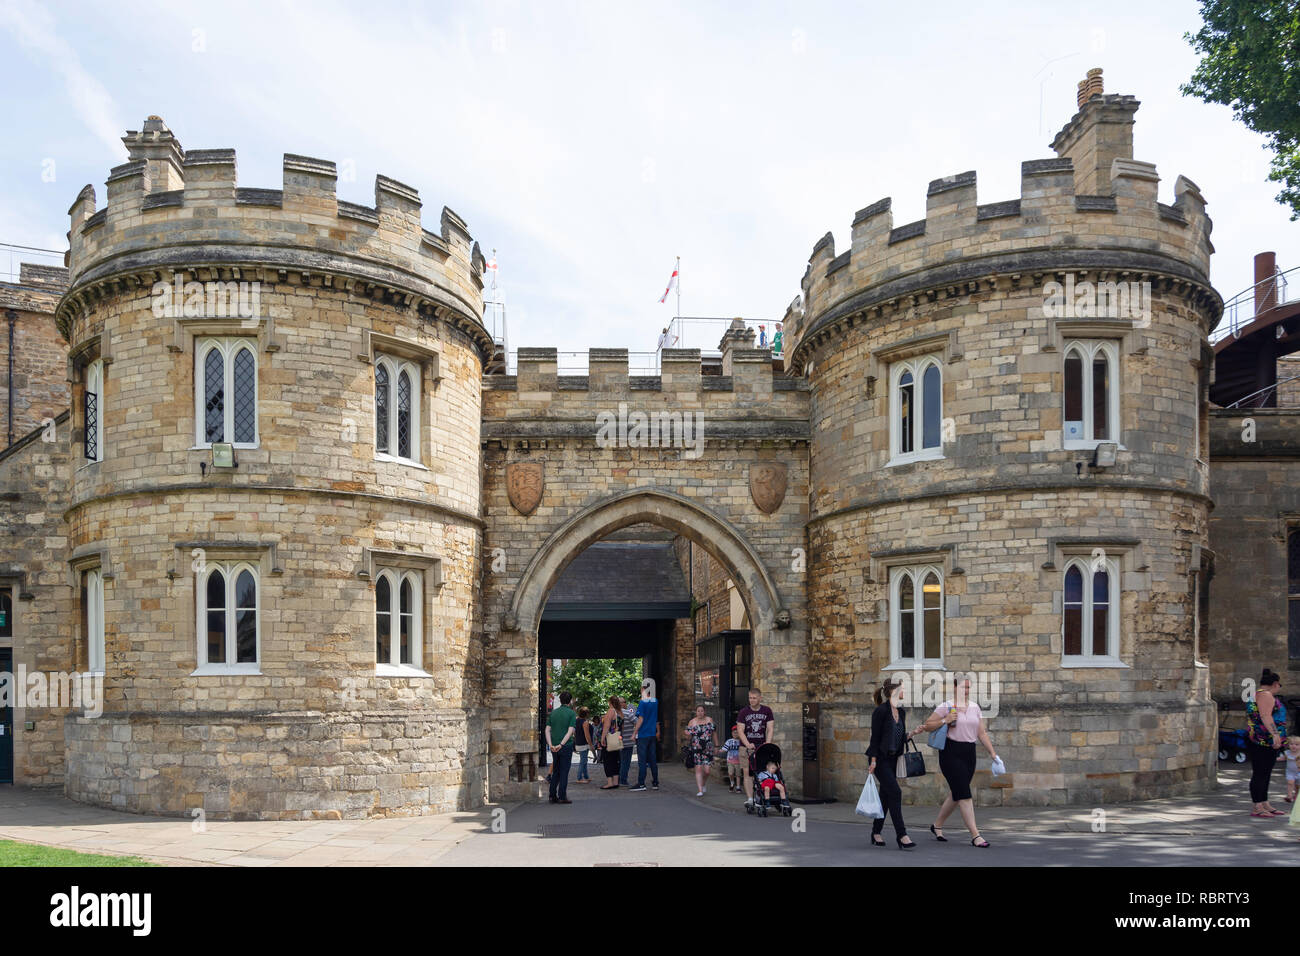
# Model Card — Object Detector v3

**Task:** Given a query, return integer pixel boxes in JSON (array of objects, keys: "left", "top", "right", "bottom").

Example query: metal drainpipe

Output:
[{"left": 6, "top": 309, "right": 16, "bottom": 448}]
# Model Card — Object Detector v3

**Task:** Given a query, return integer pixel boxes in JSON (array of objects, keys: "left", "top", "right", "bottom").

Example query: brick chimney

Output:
[
  {"left": 122, "top": 116, "right": 185, "bottom": 193},
  {"left": 1051, "top": 68, "right": 1139, "bottom": 196},
  {"left": 718, "top": 318, "right": 755, "bottom": 375}
]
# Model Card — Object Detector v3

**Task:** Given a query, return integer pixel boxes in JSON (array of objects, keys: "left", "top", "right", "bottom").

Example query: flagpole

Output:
[{"left": 675, "top": 255, "right": 681, "bottom": 322}]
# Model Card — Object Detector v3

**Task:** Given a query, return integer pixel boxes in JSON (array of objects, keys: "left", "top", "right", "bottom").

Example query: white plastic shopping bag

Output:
[
  {"left": 855, "top": 773, "right": 884, "bottom": 819},
  {"left": 991, "top": 756, "right": 1007, "bottom": 777}
]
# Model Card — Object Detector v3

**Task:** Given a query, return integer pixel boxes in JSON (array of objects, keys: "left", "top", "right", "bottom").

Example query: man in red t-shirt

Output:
[{"left": 736, "top": 688, "right": 774, "bottom": 807}]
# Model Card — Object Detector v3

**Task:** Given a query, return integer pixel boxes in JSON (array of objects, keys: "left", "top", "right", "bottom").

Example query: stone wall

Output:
[
  {"left": 1279, "top": 356, "right": 1300, "bottom": 406},
  {"left": 796, "top": 87, "right": 1218, "bottom": 805},
  {"left": 810, "top": 489, "right": 1214, "bottom": 805},
  {"left": 480, "top": 348, "right": 810, "bottom": 801},
  {"left": 1, "top": 267, "right": 68, "bottom": 449},
  {"left": 40, "top": 117, "right": 492, "bottom": 818},
  {"left": 0, "top": 411, "right": 74, "bottom": 786},
  {"left": 64, "top": 706, "right": 488, "bottom": 819},
  {"left": 1207, "top": 408, "right": 1300, "bottom": 696}
]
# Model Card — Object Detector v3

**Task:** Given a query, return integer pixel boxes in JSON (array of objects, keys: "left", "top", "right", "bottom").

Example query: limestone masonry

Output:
[{"left": 4, "top": 70, "right": 1276, "bottom": 818}]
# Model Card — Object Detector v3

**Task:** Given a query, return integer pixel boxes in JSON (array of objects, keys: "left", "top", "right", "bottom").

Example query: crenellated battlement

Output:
[
  {"left": 481, "top": 347, "right": 809, "bottom": 439},
  {"left": 789, "top": 77, "right": 1217, "bottom": 366},
  {"left": 60, "top": 116, "right": 486, "bottom": 347}
]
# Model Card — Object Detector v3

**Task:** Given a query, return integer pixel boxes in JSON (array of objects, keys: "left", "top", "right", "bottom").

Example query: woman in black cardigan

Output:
[{"left": 865, "top": 678, "right": 917, "bottom": 849}]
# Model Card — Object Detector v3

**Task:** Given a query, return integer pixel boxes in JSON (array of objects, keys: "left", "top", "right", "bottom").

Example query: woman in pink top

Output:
[{"left": 915, "top": 676, "right": 999, "bottom": 847}]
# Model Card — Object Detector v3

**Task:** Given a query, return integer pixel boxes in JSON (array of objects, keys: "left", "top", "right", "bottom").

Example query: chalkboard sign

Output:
[
  {"left": 802, "top": 702, "right": 818, "bottom": 762},
  {"left": 802, "top": 723, "right": 818, "bottom": 762}
]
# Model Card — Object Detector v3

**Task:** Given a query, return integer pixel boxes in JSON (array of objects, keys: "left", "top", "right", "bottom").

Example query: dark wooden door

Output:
[{"left": 0, "top": 647, "right": 13, "bottom": 784}]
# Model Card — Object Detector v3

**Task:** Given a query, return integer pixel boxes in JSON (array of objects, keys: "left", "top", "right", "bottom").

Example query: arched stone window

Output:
[
  {"left": 196, "top": 338, "right": 258, "bottom": 446},
  {"left": 80, "top": 568, "right": 104, "bottom": 673},
  {"left": 374, "top": 355, "right": 420, "bottom": 464},
  {"left": 196, "top": 562, "right": 260, "bottom": 673},
  {"left": 375, "top": 568, "right": 424, "bottom": 674},
  {"left": 890, "top": 356, "right": 943, "bottom": 463},
  {"left": 890, "top": 565, "right": 943, "bottom": 666},
  {"left": 1063, "top": 556, "right": 1120, "bottom": 663},
  {"left": 1063, "top": 340, "right": 1119, "bottom": 446}
]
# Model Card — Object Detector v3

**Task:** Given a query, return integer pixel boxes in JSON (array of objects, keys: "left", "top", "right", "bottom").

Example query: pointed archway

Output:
[{"left": 504, "top": 488, "right": 789, "bottom": 639}]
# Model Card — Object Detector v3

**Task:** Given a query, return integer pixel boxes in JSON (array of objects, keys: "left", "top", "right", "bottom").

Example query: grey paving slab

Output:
[{"left": 0, "top": 762, "right": 1295, "bottom": 866}]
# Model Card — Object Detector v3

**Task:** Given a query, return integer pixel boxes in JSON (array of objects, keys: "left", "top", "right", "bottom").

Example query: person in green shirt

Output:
[{"left": 546, "top": 691, "right": 578, "bottom": 804}]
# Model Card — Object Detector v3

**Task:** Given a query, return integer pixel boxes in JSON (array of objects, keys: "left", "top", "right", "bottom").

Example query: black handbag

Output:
[{"left": 897, "top": 738, "right": 926, "bottom": 779}]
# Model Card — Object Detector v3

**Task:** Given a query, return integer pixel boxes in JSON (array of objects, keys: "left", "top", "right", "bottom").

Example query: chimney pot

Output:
[{"left": 1086, "top": 67, "right": 1104, "bottom": 100}]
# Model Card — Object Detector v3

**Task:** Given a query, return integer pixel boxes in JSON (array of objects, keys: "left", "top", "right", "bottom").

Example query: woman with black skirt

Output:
[
  {"left": 918, "top": 676, "right": 999, "bottom": 847},
  {"left": 865, "top": 678, "right": 916, "bottom": 849}
]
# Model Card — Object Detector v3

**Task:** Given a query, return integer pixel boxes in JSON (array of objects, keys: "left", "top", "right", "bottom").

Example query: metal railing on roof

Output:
[
  {"left": 0, "top": 242, "right": 64, "bottom": 284},
  {"left": 1210, "top": 266, "right": 1298, "bottom": 345},
  {"left": 663, "top": 316, "right": 785, "bottom": 355},
  {"left": 1223, "top": 372, "right": 1300, "bottom": 409},
  {"left": 504, "top": 350, "right": 661, "bottom": 376},
  {"left": 497, "top": 317, "right": 785, "bottom": 376}
]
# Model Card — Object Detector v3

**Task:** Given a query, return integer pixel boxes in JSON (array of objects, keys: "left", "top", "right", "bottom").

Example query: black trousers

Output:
[
  {"left": 1248, "top": 741, "right": 1280, "bottom": 803},
  {"left": 871, "top": 755, "right": 907, "bottom": 838}
]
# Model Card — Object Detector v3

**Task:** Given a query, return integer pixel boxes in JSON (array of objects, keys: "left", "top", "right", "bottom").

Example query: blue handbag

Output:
[{"left": 928, "top": 721, "right": 949, "bottom": 751}]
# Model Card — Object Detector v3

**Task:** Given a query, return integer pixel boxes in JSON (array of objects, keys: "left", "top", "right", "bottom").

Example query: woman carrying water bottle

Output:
[{"left": 916, "top": 675, "right": 999, "bottom": 848}]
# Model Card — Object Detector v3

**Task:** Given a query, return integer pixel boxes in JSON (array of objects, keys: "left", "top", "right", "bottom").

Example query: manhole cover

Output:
[{"left": 537, "top": 823, "right": 607, "bottom": 838}]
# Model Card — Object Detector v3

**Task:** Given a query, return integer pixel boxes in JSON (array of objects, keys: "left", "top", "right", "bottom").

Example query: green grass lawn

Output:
[{"left": 0, "top": 839, "right": 157, "bottom": 867}]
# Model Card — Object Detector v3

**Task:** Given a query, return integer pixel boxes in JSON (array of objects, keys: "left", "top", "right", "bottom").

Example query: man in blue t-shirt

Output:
[{"left": 629, "top": 679, "right": 660, "bottom": 791}]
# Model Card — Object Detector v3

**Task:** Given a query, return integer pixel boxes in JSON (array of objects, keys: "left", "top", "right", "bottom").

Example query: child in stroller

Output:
[{"left": 746, "top": 742, "right": 792, "bottom": 817}]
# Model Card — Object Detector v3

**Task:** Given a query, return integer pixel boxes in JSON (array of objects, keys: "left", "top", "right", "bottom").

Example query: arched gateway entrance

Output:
[
  {"left": 509, "top": 490, "right": 787, "bottom": 778},
  {"left": 507, "top": 489, "right": 787, "bottom": 637},
  {"left": 480, "top": 344, "right": 811, "bottom": 803},
  {"left": 488, "top": 489, "right": 795, "bottom": 800}
]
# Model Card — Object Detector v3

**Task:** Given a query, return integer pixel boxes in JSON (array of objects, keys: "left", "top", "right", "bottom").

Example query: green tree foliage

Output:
[
  {"left": 555, "top": 658, "right": 643, "bottom": 713},
  {"left": 1183, "top": 1, "right": 1300, "bottom": 219}
]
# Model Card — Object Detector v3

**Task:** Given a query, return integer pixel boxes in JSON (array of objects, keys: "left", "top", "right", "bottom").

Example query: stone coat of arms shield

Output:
[
  {"left": 506, "top": 461, "right": 544, "bottom": 516},
  {"left": 749, "top": 462, "right": 787, "bottom": 514}
]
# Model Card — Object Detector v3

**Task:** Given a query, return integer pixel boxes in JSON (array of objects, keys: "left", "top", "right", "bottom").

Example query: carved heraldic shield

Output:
[
  {"left": 506, "top": 461, "right": 544, "bottom": 516},
  {"left": 749, "top": 462, "right": 787, "bottom": 514}
]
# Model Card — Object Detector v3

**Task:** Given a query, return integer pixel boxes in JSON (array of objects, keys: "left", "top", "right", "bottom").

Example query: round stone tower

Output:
[
  {"left": 56, "top": 117, "right": 492, "bottom": 818},
  {"left": 788, "top": 77, "right": 1222, "bottom": 804}
]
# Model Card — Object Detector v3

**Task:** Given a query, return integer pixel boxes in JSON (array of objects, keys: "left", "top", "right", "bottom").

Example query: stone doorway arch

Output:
[
  {"left": 489, "top": 486, "right": 797, "bottom": 801},
  {"left": 504, "top": 488, "right": 790, "bottom": 639}
]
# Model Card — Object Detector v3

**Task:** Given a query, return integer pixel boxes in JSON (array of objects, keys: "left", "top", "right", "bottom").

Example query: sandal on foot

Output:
[{"left": 971, "top": 836, "right": 990, "bottom": 847}]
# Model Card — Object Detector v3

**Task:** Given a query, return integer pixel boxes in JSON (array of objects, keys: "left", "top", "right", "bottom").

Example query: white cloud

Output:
[{"left": 0, "top": 0, "right": 123, "bottom": 159}]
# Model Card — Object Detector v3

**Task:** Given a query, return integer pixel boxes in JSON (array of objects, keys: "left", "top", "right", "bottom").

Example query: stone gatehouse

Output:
[{"left": 0, "top": 72, "right": 1246, "bottom": 818}]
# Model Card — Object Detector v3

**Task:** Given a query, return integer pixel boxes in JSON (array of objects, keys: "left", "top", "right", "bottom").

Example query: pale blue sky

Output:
[{"left": 1, "top": 0, "right": 1295, "bottom": 352}]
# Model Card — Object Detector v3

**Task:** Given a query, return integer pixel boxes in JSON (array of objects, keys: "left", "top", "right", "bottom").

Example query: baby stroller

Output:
[{"left": 746, "top": 742, "right": 792, "bottom": 817}]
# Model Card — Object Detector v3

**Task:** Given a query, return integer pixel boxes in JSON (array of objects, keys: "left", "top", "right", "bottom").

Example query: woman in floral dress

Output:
[
  {"left": 684, "top": 705, "right": 718, "bottom": 797},
  {"left": 1246, "top": 668, "right": 1288, "bottom": 817}
]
